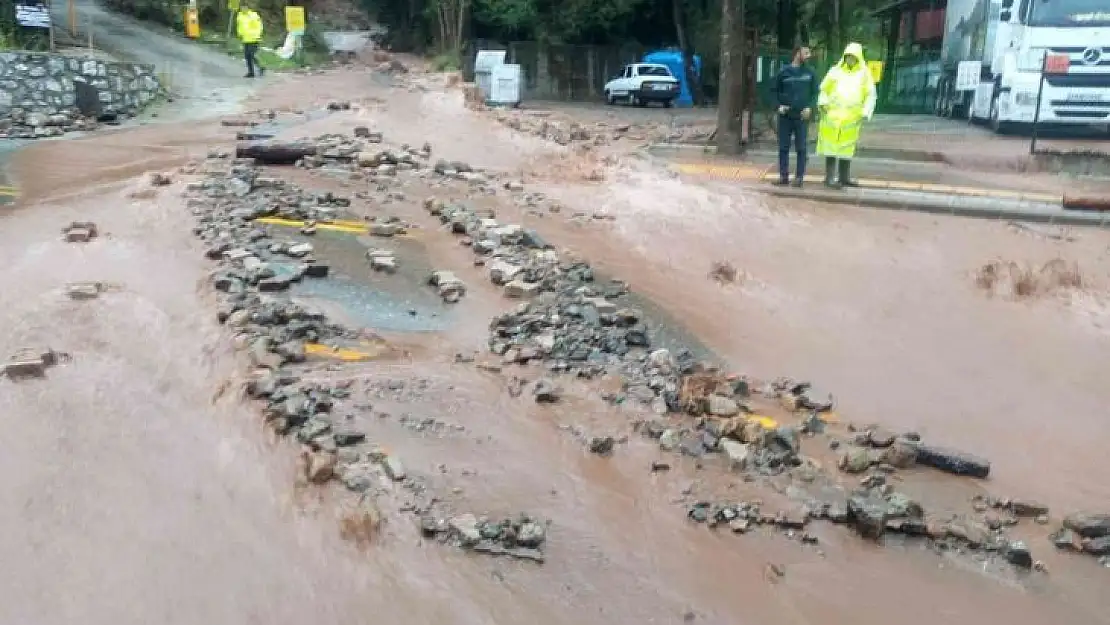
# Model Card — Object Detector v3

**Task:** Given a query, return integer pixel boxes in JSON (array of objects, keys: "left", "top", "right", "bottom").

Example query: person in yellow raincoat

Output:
[
  {"left": 816, "top": 42, "right": 876, "bottom": 189},
  {"left": 236, "top": 4, "right": 266, "bottom": 79}
]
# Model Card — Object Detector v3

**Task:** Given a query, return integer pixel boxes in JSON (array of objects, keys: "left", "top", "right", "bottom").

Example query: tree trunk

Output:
[
  {"left": 715, "top": 0, "right": 744, "bottom": 155},
  {"left": 777, "top": 0, "right": 796, "bottom": 52},
  {"left": 672, "top": 0, "right": 704, "bottom": 105}
]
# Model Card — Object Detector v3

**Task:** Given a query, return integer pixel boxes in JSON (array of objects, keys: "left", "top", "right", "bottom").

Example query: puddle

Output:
[{"left": 275, "top": 225, "right": 456, "bottom": 333}]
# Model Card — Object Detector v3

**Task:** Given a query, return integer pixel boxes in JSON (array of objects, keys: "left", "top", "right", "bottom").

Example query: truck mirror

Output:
[{"left": 1000, "top": 8, "right": 1012, "bottom": 20}]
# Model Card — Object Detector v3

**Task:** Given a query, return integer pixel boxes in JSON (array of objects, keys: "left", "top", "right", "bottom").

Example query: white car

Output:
[{"left": 604, "top": 63, "right": 680, "bottom": 108}]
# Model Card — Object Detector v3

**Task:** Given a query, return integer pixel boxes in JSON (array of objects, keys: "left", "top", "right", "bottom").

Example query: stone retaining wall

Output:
[{"left": 0, "top": 52, "right": 162, "bottom": 138}]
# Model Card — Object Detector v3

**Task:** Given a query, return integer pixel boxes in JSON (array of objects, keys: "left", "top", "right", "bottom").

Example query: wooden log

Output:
[
  {"left": 1063, "top": 194, "right": 1110, "bottom": 211},
  {"left": 235, "top": 142, "right": 318, "bottom": 165}
]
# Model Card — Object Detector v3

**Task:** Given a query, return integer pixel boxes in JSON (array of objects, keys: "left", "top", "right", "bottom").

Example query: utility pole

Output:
[
  {"left": 68, "top": 0, "right": 76, "bottom": 37},
  {"left": 715, "top": 0, "right": 746, "bottom": 155}
]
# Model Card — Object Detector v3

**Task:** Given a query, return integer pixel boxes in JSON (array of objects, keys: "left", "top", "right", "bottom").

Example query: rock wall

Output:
[{"left": 0, "top": 52, "right": 162, "bottom": 138}]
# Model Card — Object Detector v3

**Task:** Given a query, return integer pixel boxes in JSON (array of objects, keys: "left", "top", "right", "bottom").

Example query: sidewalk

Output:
[
  {"left": 668, "top": 158, "right": 1110, "bottom": 228},
  {"left": 669, "top": 160, "right": 1061, "bottom": 204}
]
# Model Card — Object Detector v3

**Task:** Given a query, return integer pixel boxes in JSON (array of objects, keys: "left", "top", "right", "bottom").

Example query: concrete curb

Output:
[
  {"left": 761, "top": 185, "right": 1110, "bottom": 228},
  {"left": 651, "top": 142, "right": 945, "bottom": 164}
]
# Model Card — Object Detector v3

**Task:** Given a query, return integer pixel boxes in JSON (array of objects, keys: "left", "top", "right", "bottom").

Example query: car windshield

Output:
[
  {"left": 1025, "top": 0, "right": 1110, "bottom": 26},
  {"left": 638, "top": 66, "right": 672, "bottom": 77}
]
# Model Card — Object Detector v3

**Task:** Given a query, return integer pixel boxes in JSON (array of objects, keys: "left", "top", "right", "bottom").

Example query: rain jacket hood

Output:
[
  {"left": 815, "top": 42, "right": 876, "bottom": 159},
  {"left": 840, "top": 42, "right": 865, "bottom": 67}
]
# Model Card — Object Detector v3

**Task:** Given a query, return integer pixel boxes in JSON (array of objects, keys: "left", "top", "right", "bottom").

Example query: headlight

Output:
[
  {"left": 1018, "top": 48, "right": 1046, "bottom": 71},
  {"left": 1014, "top": 91, "right": 1038, "bottom": 106}
]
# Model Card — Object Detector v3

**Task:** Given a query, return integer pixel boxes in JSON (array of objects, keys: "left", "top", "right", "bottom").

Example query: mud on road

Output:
[{"left": 2, "top": 62, "right": 1110, "bottom": 625}]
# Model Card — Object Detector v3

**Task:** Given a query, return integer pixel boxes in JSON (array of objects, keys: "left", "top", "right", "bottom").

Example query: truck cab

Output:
[{"left": 937, "top": 0, "right": 1110, "bottom": 132}]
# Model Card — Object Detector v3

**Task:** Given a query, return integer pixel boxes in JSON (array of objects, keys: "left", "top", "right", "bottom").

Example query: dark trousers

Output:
[
  {"left": 243, "top": 42, "right": 260, "bottom": 77},
  {"left": 777, "top": 114, "right": 808, "bottom": 181}
]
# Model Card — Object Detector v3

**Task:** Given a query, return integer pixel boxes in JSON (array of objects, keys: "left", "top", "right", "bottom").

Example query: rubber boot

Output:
[
  {"left": 839, "top": 159, "right": 858, "bottom": 187},
  {"left": 823, "top": 157, "right": 841, "bottom": 189}
]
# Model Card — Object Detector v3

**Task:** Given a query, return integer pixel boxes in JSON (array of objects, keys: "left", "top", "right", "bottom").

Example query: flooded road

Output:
[{"left": 2, "top": 57, "right": 1109, "bottom": 625}]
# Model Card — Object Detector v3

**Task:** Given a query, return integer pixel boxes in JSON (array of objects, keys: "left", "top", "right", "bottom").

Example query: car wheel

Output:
[
  {"left": 663, "top": 99, "right": 674, "bottom": 109},
  {"left": 633, "top": 95, "right": 647, "bottom": 108}
]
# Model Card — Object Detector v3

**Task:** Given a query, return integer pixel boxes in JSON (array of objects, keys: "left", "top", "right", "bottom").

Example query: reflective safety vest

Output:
[{"left": 237, "top": 10, "right": 264, "bottom": 44}]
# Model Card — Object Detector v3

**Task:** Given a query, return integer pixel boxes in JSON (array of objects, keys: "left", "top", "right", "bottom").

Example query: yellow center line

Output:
[
  {"left": 253, "top": 217, "right": 423, "bottom": 239},
  {"left": 304, "top": 342, "right": 383, "bottom": 361}
]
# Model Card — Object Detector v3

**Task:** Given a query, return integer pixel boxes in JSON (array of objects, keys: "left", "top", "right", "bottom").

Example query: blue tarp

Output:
[{"left": 642, "top": 50, "right": 702, "bottom": 107}]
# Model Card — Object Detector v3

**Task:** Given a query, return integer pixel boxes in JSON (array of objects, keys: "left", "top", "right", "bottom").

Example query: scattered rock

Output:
[
  {"left": 1063, "top": 512, "right": 1110, "bottom": 538},
  {"left": 62, "top": 221, "right": 98, "bottom": 243},
  {"left": 532, "top": 378, "right": 562, "bottom": 403},
  {"left": 588, "top": 436, "right": 615, "bottom": 455},
  {"left": 914, "top": 445, "right": 990, "bottom": 478}
]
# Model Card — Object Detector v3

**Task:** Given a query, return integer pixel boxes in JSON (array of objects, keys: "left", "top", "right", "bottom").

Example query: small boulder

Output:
[
  {"left": 1063, "top": 512, "right": 1110, "bottom": 538},
  {"left": 915, "top": 445, "right": 990, "bottom": 478}
]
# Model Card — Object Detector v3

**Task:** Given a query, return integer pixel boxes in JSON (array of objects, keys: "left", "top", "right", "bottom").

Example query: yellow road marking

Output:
[
  {"left": 749, "top": 415, "right": 779, "bottom": 430},
  {"left": 0, "top": 185, "right": 19, "bottom": 196},
  {"left": 253, "top": 217, "right": 422, "bottom": 239},
  {"left": 304, "top": 342, "right": 383, "bottom": 361},
  {"left": 674, "top": 162, "right": 1060, "bottom": 204}
]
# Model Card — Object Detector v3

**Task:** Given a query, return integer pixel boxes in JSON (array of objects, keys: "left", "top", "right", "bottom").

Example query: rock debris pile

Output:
[
  {"left": 420, "top": 512, "right": 548, "bottom": 563},
  {"left": 185, "top": 150, "right": 549, "bottom": 560},
  {"left": 485, "top": 108, "right": 712, "bottom": 148},
  {"left": 0, "top": 110, "right": 103, "bottom": 139},
  {"left": 414, "top": 195, "right": 1063, "bottom": 570}
]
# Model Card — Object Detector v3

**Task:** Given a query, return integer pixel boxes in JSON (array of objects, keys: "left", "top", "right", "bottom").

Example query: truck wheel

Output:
[
  {"left": 633, "top": 95, "right": 646, "bottom": 107},
  {"left": 663, "top": 99, "right": 674, "bottom": 108},
  {"left": 605, "top": 90, "right": 615, "bottom": 105}
]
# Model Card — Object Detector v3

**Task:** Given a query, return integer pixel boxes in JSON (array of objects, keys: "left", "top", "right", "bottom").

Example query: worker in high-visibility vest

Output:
[
  {"left": 236, "top": 4, "right": 265, "bottom": 78},
  {"left": 816, "top": 42, "right": 876, "bottom": 189}
]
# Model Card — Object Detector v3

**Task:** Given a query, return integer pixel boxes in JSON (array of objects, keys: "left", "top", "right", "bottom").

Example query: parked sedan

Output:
[{"left": 604, "top": 63, "right": 680, "bottom": 108}]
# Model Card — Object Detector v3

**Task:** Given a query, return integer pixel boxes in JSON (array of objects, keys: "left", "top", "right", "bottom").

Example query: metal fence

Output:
[{"left": 879, "top": 54, "right": 942, "bottom": 114}]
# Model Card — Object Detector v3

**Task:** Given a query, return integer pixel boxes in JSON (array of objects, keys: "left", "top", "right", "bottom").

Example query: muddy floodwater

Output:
[{"left": 2, "top": 65, "right": 1109, "bottom": 625}]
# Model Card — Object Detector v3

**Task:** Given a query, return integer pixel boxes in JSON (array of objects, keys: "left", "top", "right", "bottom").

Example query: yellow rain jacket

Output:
[
  {"left": 816, "top": 42, "right": 877, "bottom": 159},
  {"left": 236, "top": 9, "right": 264, "bottom": 44}
]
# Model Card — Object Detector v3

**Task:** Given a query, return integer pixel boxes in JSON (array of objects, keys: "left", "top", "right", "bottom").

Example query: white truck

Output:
[{"left": 932, "top": 0, "right": 1110, "bottom": 133}]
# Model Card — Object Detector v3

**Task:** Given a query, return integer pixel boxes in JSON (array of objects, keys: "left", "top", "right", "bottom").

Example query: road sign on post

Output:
[
  {"left": 867, "top": 60, "right": 883, "bottom": 84},
  {"left": 184, "top": 6, "right": 200, "bottom": 38},
  {"left": 1031, "top": 53, "right": 1070, "bottom": 154},
  {"left": 285, "top": 6, "right": 306, "bottom": 34}
]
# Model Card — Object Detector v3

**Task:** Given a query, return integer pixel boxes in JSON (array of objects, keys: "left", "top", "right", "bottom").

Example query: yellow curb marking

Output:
[
  {"left": 0, "top": 185, "right": 19, "bottom": 197},
  {"left": 304, "top": 342, "right": 384, "bottom": 361},
  {"left": 253, "top": 216, "right": 422, "bottom": 239},
  {"left": 673, "top": 163, "right": 1060, "bottom": 204}
]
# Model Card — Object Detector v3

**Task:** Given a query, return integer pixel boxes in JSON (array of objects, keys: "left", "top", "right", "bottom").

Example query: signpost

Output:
[
  {"left": 285, "top": 5, "right": 306, "bottom": 65},
  {"left": 1030, "top": 52, "right": 1070, "bottom": 154},
  {"left": 867, "top": 60, "right": 884, "bottom": 84},
  {"left": 15, "top": 1, "right": 53, "bottom": 50}
]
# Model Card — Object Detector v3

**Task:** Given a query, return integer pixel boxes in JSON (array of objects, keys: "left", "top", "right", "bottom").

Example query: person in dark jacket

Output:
[{"left": 771, "top": 46, "right": 817, "bottom": 187}]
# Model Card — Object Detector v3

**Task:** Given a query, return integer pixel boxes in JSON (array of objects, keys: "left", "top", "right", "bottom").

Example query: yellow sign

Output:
[
  {"left": 228, "top": 0, "right": 239, "bottom": 10},
  {"left": 868, "top": 60, "right": 884, "bottom": 83},
  {"left": 285, "top": 6, "right": 306, "bottom": 34},
  {"left": 184, "top": 7, "right": 200, "bottom": 38}
]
